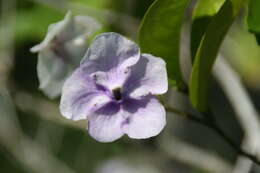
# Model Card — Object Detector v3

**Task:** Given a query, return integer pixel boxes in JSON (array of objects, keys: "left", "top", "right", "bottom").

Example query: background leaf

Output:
[
  {"left": 247, "top": 0, "right": 260, "bottom": 44},
  {"left": 190, "top": 0, "right": 225, "bottom": 61},
  {"left": 138, "top": 0, "right": 190, "bottom": 90},
  {"left": 16, "top": 5, "right": 63, "bottom": 42},
  {"left": 189, "top": 0, "right": 245, "bottom": 112}
]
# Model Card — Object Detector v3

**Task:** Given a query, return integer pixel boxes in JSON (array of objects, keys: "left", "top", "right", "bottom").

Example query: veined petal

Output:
[
  {"left": 81, "top": 32, "right": 140, "bottom": 73},
  {"left": 122, "top": 96, "right": 166, "bottom": 139},
  {"left": 90, "top": 67, "right": 131, "bottom": 92},
  {"left": 60, "top": 67, "right": 111, "bottom": 121},
  {"left": 88, "top": 102, "right": 124, "bottom": 142},
  {"left": 124, "top": 54, "right": 168, "bottom": 98}
]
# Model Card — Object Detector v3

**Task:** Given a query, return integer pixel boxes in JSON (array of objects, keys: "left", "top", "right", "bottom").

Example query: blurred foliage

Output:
[
  {"left": 0, "top": 150, "right": 26, "bottom": 173},
  {"left": 105, "top": 0, "right": 154, "bottom": 19},
  {"left": 247, "top": 0, "right": 260, "bottom": 44},
  {"left": 71, "top": 0, "right": 106, "bottom": 9},
  {"left": 12, "top": 40, "right": 39, "bottom": 91},
  {"left": 223, "top": 20, "right": 260, "bottom": 89},
  {"left": 16, "top": 1, "right": 63, "bottom": 42},
  {"left": 15, "top": 108, "right": 133, "bottom": 173},
  {"left": 15, "top": 0, "right": 107, "bottom": 42}
]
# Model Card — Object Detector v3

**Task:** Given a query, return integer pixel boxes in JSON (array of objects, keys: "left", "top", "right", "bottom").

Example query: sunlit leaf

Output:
[
  {"left": 71, "top": 0, "right": 106, "bottom": 9},
  {"left": 247, "top": 0, "right": 260, "bottom": 44},
  {"left": 189, "top": 0, "right": 245, "bottom": 112}
]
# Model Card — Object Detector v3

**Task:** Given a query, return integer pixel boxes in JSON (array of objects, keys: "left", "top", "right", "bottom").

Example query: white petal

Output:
[
  {"left": 37, "top": 50, "right": 72, "bottom": 98},
  {"left": 30, "top": 11, "right": 73, "bottom": 52},
  {"left": 122, "top": 96, "right": 166, "bottom": 139},
  {"left": 88, "top": 102, "right": 124, "bottom": 142},
  {"left": 60, "top": 67, "right": 110, "bottom": 121},
  {"left": 124, "top": 54, "right": 168, "bottom": 98},
  {"left": 80, "top": 32, "right": 140, "bottom": 73}
]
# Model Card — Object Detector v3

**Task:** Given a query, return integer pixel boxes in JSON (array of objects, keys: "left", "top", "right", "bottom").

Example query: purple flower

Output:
[{"left": 60, "top": 32, "right": 168, "bottom": 142}]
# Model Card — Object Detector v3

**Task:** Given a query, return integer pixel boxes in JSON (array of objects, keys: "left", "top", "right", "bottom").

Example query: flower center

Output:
[{"left": 112, "top": 87, "right": 122, "bottom": 101}]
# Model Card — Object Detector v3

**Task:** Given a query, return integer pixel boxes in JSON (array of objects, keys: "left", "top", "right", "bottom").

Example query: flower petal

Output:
[
  {"left": 80, "top": 32, "right": 140, "bottom": 73},
  {"left": 32, "top": 12, "right": 102, "bottom": 98},
  {"left": 88, "top": 102, "right": 124, "bottom": 142},
  {"left": 90, "top": 67, "right": 131, "bottom": 92},
  {"left": 31, "top": 11, "right": 101, "bottom": 54},
  {"left": 37, "top": 50, "right": 72, "bottom": 98},
  {"left": 122, "top": 96, "right": 166, "bottom": 139},
  {"left": 74, "top": 15, "right": 101, "bottom": 36},
  {"left": 124, "top": 54, "right": 168, "bottom": 98},
  {"left": 30, "top": 11, "right": 73, "bottom": 52},
  {"left": 60, "top": 67, "right": 111, "bottom": 121}
]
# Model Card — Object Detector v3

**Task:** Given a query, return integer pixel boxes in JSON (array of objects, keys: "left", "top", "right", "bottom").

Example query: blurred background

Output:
[{"left": 1, "top": 0, "right": 260, "bottom": 172}]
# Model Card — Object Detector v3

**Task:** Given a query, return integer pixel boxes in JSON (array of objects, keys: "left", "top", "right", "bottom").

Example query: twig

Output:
[
  {"left": 0, "top": 0, "right": 77, "bottom": 172},
  {"left": 165, "top": 105, "right": 260, "bottom": 165},
  {"left": 0, "top": 94, "right": 77, "bottom": 173},
  {"left": 159, "top": 134, "right": 233, "bottom": 173},
  {"left": 14, "top": 91, "right": 86, "bottom": 130},
  {"left": 214, "top": 56, "right": 260, "bottom": 173}
]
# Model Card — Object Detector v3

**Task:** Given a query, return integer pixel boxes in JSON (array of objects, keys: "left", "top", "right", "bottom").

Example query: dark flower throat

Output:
[{"left": 112, "top": 88, "right": 122, "bottom": 101}]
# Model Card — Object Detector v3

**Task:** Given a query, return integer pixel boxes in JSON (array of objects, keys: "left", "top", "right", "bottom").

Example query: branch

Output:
[
  {"left": 164, "top": 105, "right": 260, "bottom": 165},
  {"left": 159, "top": 134, "right": 233, "bottom": 173},
  {"left": 14, "top": 91, "right": 86, "bottom": 130},
  {"left": 0, "top": 0, "right": 77, "bottom": 172},
  {"left": 214, "top": 56, "right": 260, "bottom": 173}
]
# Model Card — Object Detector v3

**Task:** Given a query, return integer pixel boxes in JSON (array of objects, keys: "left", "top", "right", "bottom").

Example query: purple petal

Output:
[
  {"left": 80, "top": 32, "right": 140, "bottom": 74},
  {"left": 60, "top": 67, "right": 110, "bottom": 121},
  {"left": 90, "top": 67, "right": 130, "bottom": 92},
  {"left": 122, "top": 96, "right": 166, "bottom": 139},
  {"left": 124, "top": 54, "right": 168, "bottom": 98},
  {"left": 88, "top": 102, "right": 124, "bottom": 142}
]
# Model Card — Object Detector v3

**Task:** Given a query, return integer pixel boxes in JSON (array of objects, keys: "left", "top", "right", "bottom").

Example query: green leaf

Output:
[
  {"left": 189, "top": 0, "right": 245, "bottom": 112},
  {"left": 72, "top": 0, "right": 106, "bottom": 9},
  {"left": 138, "top": 0, "right": 190, "bottom": 90},
  {"left": 190, "top": 0, "right": 225, "bottom": 61},
  {"left": 193, "top": 0, "right": 225, "bottom": 18},
  {"left": 247, "top": 0, "right": 260, "bottom": 44}
]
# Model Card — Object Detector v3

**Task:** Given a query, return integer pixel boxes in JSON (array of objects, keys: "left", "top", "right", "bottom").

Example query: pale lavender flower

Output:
[
  {"left": 60, "top": 32, "right": 168, "bottom": 142},
  {"left": 31, "top": 12, "right": 101, "bottom": 98}
]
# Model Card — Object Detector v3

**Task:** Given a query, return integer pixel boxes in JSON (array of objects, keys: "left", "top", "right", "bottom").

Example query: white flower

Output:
[{"left": 31, "top": 11, "right": 101, "bottom": 98}]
